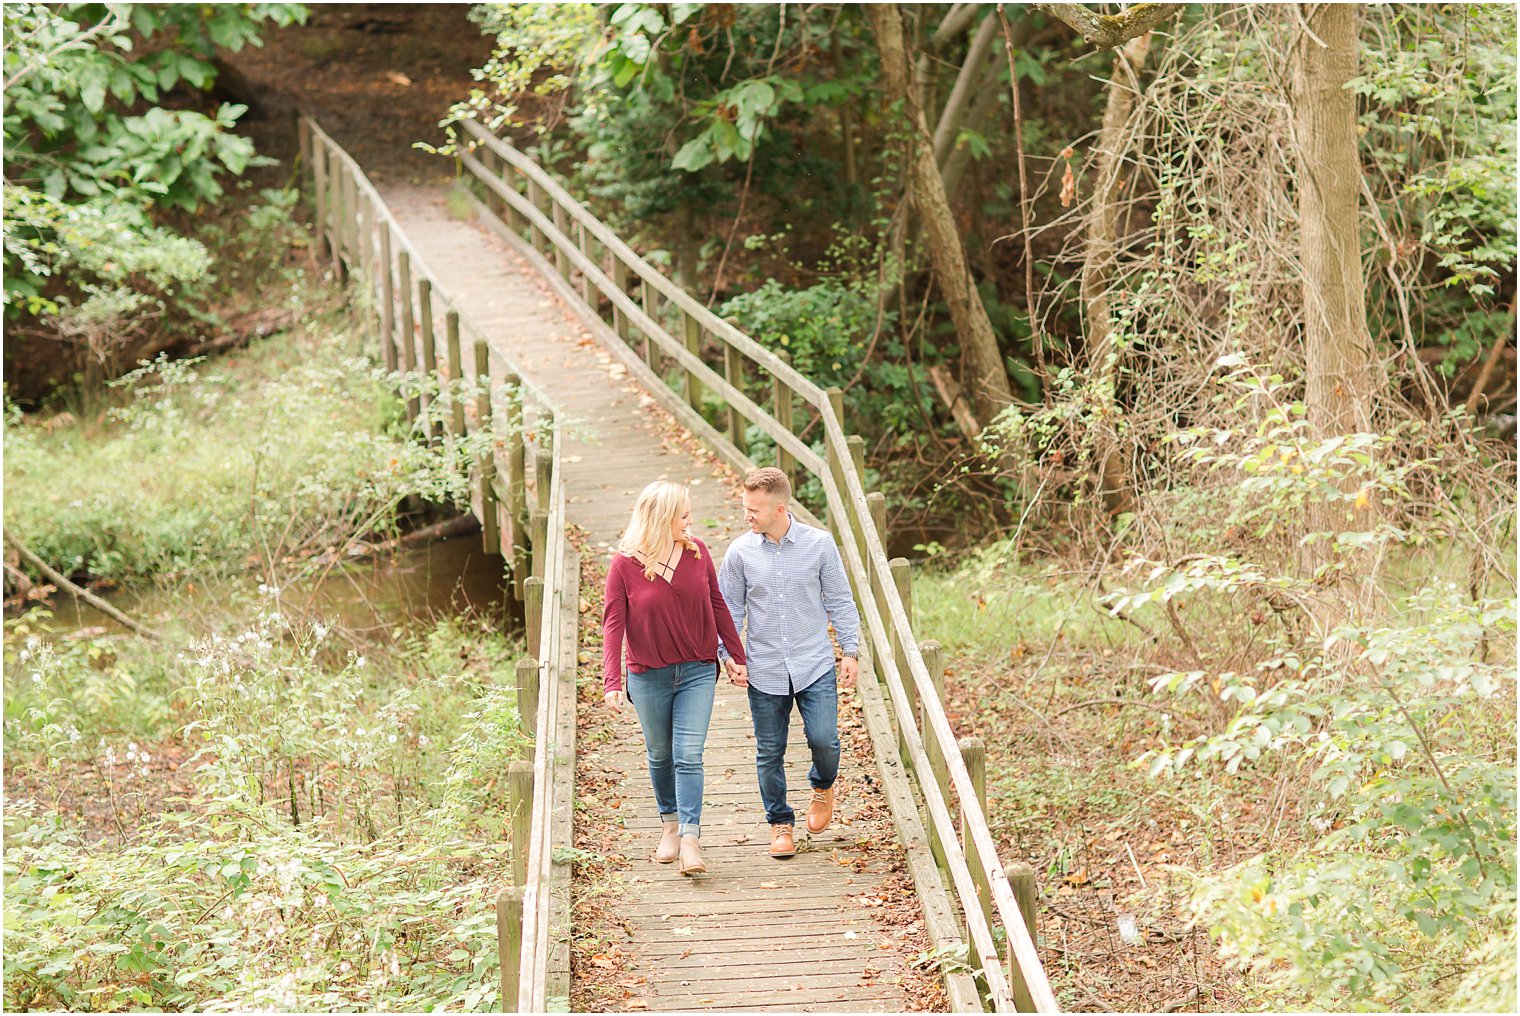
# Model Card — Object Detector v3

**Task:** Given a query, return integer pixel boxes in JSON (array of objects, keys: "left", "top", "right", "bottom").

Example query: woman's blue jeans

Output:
[{"left": 627, "top": 660, "right": 718, "bottom": 839}]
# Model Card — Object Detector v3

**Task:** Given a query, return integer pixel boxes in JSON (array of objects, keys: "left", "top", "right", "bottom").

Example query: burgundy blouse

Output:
[{"left": 601, "top": 538, "right": 745, "bottom": 693}]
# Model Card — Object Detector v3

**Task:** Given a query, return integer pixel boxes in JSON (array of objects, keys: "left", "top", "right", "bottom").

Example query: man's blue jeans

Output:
[
  {"left": 747, "top": 668, "right": 840, "bottom": 827},
  {"left": 627, "top": 660, "right": 718, "bottom": 839}
]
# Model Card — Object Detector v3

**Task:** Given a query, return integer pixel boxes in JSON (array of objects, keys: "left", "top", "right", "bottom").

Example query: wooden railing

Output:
[
  {"left": 298, "top": 116, "right": 577, "bottom": 1013},
  {"left": 457, "top": 121, "right": 1058, "bottom": 1013}
]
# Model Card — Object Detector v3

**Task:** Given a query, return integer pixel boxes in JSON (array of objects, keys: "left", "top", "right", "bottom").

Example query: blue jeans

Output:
[
  {"left": 627, "top": 660, "right": 718, "bottom": 838},
  {"left": 747, "top": 668, "right": 840, "bottom": 827}
]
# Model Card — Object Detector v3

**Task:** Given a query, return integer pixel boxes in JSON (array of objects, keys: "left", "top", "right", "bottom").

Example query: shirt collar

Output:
[{"left": 775, "top": 513, "right": 798, "bottom": 545}]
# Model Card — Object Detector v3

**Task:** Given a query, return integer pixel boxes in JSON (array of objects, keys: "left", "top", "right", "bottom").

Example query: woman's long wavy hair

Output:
[{"left": 617, "top": 480, "right": 699, "bottom": 580}]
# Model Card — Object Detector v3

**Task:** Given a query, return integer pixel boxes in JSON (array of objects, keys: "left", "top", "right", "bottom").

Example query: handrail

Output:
[
  {"left": 458, "top": 126, "right": 1057, "bottom": 1013},
  {"left": 299, "top": 115, "right": 572, "bottom": 1014}
]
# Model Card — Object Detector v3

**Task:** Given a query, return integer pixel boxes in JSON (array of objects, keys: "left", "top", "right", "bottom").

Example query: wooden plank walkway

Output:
[{"left": 380, "top": 184, "right": 941, "bottom": 1013}]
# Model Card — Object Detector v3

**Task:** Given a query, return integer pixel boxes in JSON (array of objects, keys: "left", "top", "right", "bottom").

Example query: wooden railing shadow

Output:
[
  {"left": 455, "top": 121, "right": 1058, "bottom": 1014},
  {"left": 299, "top": 116, "right": 577, "bottom": 1013}
]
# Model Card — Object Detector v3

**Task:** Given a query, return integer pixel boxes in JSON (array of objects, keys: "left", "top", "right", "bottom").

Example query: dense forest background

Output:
[{"left": 4, "top": 3, "right": 1517, "bottom": 1012}]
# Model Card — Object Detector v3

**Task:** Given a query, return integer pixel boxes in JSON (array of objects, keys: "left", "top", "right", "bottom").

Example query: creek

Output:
[{"left": 43, "top": 534, "right": 508, "bottom": 640}]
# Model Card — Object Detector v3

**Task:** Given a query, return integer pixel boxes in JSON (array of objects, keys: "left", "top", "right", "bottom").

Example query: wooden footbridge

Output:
[{"left": 298, "top": 114, "right": 1056, "bottom": 1014}]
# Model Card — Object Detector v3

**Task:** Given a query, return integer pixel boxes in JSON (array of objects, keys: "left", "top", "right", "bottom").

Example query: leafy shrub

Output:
[
  {"left": 4, "top": 606, "right": 527, "bottom": 1012},
  {"left": 3, "top": 2, "right": 307, "bottom": 384},
  {"left": 3, "top": 310, "right": 487, "bottom": 586},
  {"left": 1093, "top": 363, "right": 1517, "bottom": 1009}
]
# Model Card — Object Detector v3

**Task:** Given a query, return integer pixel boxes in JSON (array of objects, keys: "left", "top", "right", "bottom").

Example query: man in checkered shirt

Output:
[{"left": 717, "top": 467, "right": 860, "bottom": 860}]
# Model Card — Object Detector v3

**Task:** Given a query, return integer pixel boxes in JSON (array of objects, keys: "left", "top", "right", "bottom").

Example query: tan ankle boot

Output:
[
  {"left": 769, "top": 824, "right": 795, "bottom": 858},
  {"left": 678, "top": 834, "right": 706, "bottom": 876},
  {"left": 806, "top": 786, "right": 835, "bottom": 835},
  {"left": 654, "top": 821, "right": 680, "bottom": 863}
]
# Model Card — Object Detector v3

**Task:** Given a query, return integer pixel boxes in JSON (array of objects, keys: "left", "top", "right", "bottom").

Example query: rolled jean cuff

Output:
[
  {"left": 659, "top": 812, "right": 678, "bottom": 824},
  {"left": 679, "top": 822, "right": 700, "bottom": 839}
]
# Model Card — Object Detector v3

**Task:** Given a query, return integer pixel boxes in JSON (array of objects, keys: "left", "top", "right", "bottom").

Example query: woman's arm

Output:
[
  {"left": 601, "top": 557, "right": 629, "bottom": 693},
  {"left": 702, "top": 542, "right": 746, "bottom": 665}
]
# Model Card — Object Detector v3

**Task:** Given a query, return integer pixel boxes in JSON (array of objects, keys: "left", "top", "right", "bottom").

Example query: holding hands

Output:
[{"left": 723, "top": 659, "right": 748, "bottom": 688}]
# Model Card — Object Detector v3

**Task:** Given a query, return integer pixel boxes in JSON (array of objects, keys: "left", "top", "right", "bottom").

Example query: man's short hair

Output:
[{"left": 742, "top": 467, "right": 791, "bottom": 503}]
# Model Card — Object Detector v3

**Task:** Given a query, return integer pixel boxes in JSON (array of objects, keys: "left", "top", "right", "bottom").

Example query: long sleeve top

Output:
[
  {"left": 716, "top": 515, "right": 861, "bottom": 696},
  {"left": 601, "top": 538, "right": 745, "bottom": 693}
]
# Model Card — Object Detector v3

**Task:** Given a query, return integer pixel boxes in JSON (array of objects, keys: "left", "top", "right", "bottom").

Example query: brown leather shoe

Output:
[
  {"left": 769, "top": 824, "right": 795, "bottom": 858},
  {"left": 806, "top": 786, "right": 835, "bottom": 835}
]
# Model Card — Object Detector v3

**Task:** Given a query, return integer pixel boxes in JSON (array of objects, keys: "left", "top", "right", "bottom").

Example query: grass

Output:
[
  {"left": 910, "top": 523, "right": 1516, "bottom": 1012},
  {"left": 3, "top": 296, "right": 472, "bottom": 588},
  {"left": 3, "top": 291, "right": 528, "bottom": 1007}
]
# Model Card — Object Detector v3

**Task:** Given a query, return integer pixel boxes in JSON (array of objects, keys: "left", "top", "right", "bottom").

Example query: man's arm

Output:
[
  {"left": 715, "top": 543, "right": 747, "bottom": 661},
  {"left": 819, "top": 537, "right": 861, "bottom": 687}
]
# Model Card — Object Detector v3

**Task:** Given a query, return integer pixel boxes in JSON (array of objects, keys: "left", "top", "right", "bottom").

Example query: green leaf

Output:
[{"left": 670, "top": 133, "right": 713, "bottom": 172}]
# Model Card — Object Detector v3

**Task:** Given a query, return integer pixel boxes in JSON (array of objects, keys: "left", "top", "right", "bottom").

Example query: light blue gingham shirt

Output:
[{"left": 717, "top": 515, "right": 860, "bottom": 696}]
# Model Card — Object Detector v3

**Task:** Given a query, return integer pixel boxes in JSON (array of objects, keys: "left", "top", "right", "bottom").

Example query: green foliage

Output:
[
  {"left": 3, "top": 307, "right": 488, "bottom": 585},
  {"left": 719, "top": 277, "right": 877, "bottom": 388},
  {"left": 4, "top": 607, "right": 525, "bottom": 1012},
  {"left": 1091, "top": 363, "right": 1518, "bottom": 1009},
  {"left": 2, "top": 2, "right": 306, "bottom": 344}
]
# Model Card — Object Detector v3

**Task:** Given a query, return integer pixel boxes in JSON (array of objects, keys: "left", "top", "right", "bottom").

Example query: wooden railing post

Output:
[
  {"left": 378, "top": 227, "right": 397, "bottom": 371},
  {"left": 508, "top": 758, "right": 533, "bottom": 886},
  {"left": 334, "top": 165, "right": 351, "bottom": 283},
  {"left": 958, "top": 736, "right": 995, "bottom": 940},
  {"left": 577, "top": 224, "right": 596, "bottom": 306},
  {"left": 515, "top": 657, "right": 540, "bottom": 742},
  {"left": 418, "top": 278, "right": 438, "bottom": 444},
  {"left": 297, "top": 117, "right": 312, "bottom": 195},
  {"left": 723, "top": 344, "right": 744, "bottom": 451},
  {"left": 640, "top": 280, "right": 656, "bottom": 368},
  {"left": 397, "top": 252, "right": 419, "bottom": 425},
  {"left": 313, "top": 142, "right": 332, "bottom": 268},
  {"left": 526, "top": 177, "right": 546, "bottom": 252},
  {"left": 473, "top": 341, "right": 501, "bottom": 554},
  {"left": 1007, "top": 862, "right": 1039, "bottom": 1014},
  {"left": 773, "top": 351, "right": 796, "bottom": 488},
  {"left": 354, "top": 187, "right": 369, "bottom": 286},
  {"left": 551, "top": 202, "right": 569, "bottom": 277},
  {"left": 497, "top": 885, "right": 523, "bottom": 1013},
  {"left": 531, "top": 510, "right": 549, "bottom": 580},
  {"left": 612, "top": 259, "right": 631, "bottom": 342},
  {"left": 825, "top": 387, "right": 845, "bottom": 533},
  {"left": 525, "top": 577, "right": 545, "bottom": 652},
  {"left": 919, "top": 639, "right": 949, "bottom": 867},
  {"left": 346, "top": 167, "right": 359, "bottom": 263},
  {"left": 502, "top": 158, "right": 527, "bottom": 234},
  {"left": 535, "top": 434, "right": 554, "bottom": 514},
  {"left": 866, "top": 492, "right": 887, "bottom": 619},
  {"left": 682, "top": 313, "right": 702, "bottom": 413},
  {"left": 891, "top": 558, "right": 915, "bottom": 766},
  {"left": 846, "top": 434, "right": 867, "bottom": 575},
  {"left": 445, "top": 310, "right": 466, "bottom": 438},
  {"left": 505, "top": 373, "right": 529, "bottom": 602}
]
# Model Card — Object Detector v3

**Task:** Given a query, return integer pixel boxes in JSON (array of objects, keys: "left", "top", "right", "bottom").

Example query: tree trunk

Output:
[
  {"left": 1080, "top": 34, "right": 1152, "bottom": 519},
  {"left": 869, "top": 2, "right": 1015, "bottom": 426},
  {"left": 1291, "top": 3, "right": 1376, "bottom": 437},
  {"left": 831, "top": 29, "right": 858, "bottom": 188},
  {"left": 932, "top": 12, "right": 1000, "bottom": 166}
]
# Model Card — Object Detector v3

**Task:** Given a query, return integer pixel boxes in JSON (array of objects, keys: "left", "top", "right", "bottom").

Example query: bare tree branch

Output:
[{"left": 1036, "top": 2, "right": 1181, "bottom": 48}]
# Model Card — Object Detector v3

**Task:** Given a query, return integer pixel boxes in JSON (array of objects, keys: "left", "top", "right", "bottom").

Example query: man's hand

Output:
[
  {"left": 724, "top": 660, "right": 749, "bottom": 688},
  {"left": 839, "top": 656, "right": 859, "bottom": 689},
  {"left": 604, "top": 690, "right": 627, "bottom": 715}
]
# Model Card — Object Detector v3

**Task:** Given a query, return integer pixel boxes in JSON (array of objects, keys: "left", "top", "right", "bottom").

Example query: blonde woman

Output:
[{"left": 601, "top": 481, "right": 746, "bottom": 876}]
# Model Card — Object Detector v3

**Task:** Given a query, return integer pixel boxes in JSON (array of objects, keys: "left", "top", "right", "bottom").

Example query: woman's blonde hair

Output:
[{"left": 617, "top": 480, "right": 699, "bottom": 579}]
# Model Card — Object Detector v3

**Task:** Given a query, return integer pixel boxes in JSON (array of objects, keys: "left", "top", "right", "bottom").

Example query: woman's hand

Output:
[
  {"left": 724, "top": 660, "right": 748, "bottom": 688},
  {"left": 604, "top": 690, "right": 627, "bottom": 715}
]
